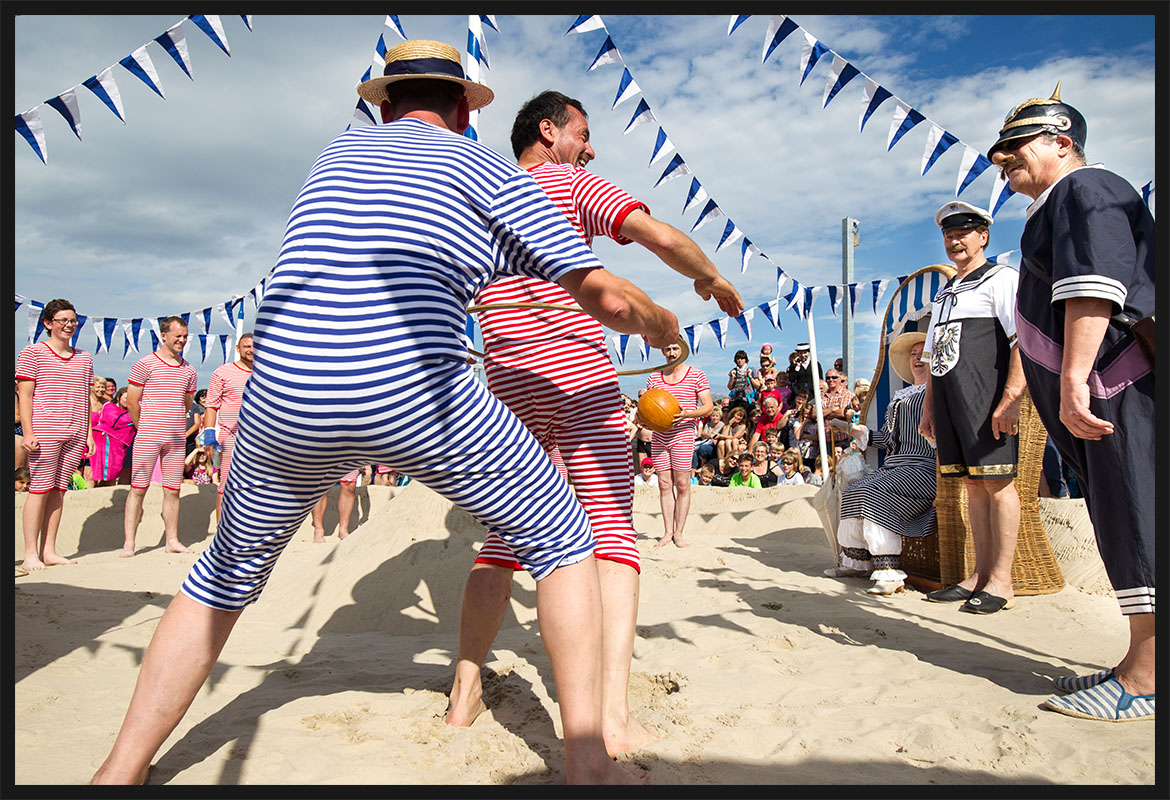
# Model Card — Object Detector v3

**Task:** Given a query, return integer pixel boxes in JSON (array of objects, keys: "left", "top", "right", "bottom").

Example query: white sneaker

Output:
[
  {"left": 867, "top": 580, "right": 905, "bottom": 595},
  {"left": 823, "top": 566, "right": 869, "bottom": 578}
]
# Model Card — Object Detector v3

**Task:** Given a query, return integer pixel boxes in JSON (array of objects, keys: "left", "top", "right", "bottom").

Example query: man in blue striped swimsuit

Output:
[{"left": 91, "top": 40, "right": 676, "bottom": 785}]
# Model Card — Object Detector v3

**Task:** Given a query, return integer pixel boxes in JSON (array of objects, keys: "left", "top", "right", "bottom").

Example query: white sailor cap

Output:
[{"left": 934, "top": 200, "right": 993, "bottom": 230}]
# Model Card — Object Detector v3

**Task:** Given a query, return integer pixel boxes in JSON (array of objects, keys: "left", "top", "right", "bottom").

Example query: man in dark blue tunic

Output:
[{"left": 989, "top": 83, "right": 1155, "bottom": 722}]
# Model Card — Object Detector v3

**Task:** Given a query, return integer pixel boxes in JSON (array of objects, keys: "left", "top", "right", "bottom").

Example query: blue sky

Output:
[{"left": 11, "top": 12, "right": 1158, "bottom": 398}]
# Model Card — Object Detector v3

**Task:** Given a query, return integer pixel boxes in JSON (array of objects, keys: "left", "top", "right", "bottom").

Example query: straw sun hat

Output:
[
  {"left": 356, "top": 39, "right": 495, "bottom": 111},
  {"left": 889, "top": 331, "right": 927, "bottom": 384}
]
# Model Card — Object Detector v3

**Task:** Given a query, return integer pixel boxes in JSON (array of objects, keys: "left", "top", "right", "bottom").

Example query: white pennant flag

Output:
[
  {"left": 610, "top": 334, "right": 625, "bottom": 366},
  {"left": 648, "top": 128, "right": 675, "bottom": 166},
  {"left": 735, "top": 308, "right": 755, "bottom": 342},
  {"left": 921, "top": 123, "right": 945, "bottom": 175},
  {"left": 122, "top": 45, "right": 166, "bottom": 98},
  {"left": 887, "top": 100, "right": 912, "bottom": 150},
  {"left": 623, "top": 99, "right": 654, "bottom": 135},
  {"left": 955, "top": 144, "right": 982, "bottom": 196},
  {"left": 685, "top": 324, "right": 704, "bottom": 354},
  {"left": 682, "top": 178, "right": 708, "bottom": 214},
  {"left": 27, "top": 304, "right": 42, "bottom": 343},
  {"left": 49, "top": 88, "right": 83, "bottom": 140},
  {"left": 691, "top": 200, "right": 724, "bottom": 232},
  {"left": 156, "top": 23, "right": 194, "bottom": 80},
  {"left": 708, "top": 318, "right": 729, "bottom": 349},
  {"left": 829, "top": 285, "right": 844, "bottom": 316},
  {"left": 385, "top": 15, "right": 407, "bottom": 40},
  {"left": 989, "top": 167, "right": 1013, "bottom": 214},
  {"left": 638, "top": 335, "right": 650, "bottom": 362},
  {"left": 566, "top": 15, "right": 606, "bottom": 35},
  {"left": 808, "top": 285, "right": 825, "bottom": 314},
  {"left": 147, "top": 317, "right": 162, "bottom": 345},
  {"left": 741, "top": 240, "right": 760, "bottom": 273},
  {"left": 761, "top": 298, "right": 782, "bottom": 329},
  {"left": 612, "top": 68, "right": 641, "bottom": 108},
  {"left": 873, "top": 278, "right": 891, "bottom": 312},
  {"left": 16, "top": 108, "right": 47, "bottom": 163},
  {"left": 823, "top": 54, "right": 848, "bottom": 106},
  {"left": 86, "top": 67, "right": 127, "bottom": 122},
  {"left": 714, "top": 222, "right": 743, "bottom": 253},
  {"left": 120, "top": 319, "right": 139, "bottom": 354},
  {"left": 90, "top": 318, "right": 105, "bottom": 352}
]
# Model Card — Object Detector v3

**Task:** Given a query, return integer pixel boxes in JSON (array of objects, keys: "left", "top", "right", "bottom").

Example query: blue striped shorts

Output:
[{"left": 180, "top": 361, "right": 596, "bottom": 611}]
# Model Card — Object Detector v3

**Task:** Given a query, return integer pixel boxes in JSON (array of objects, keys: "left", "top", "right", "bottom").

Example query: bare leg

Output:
[
  {"left": 670, "top": 470, "right": 692, "bottom": 548},
  {"left": 161, "top": 487, "right": 192, "bottom": 554},
  {"left": 310, "top": 492, "right": 328, "bottom": 543},
  {"left": 981, "top": 477, "right": 1019, "bottom": 600},
  {"left": 446, "top": 562, "right": 513, "bottom": 726},
  {"left": 1114, "top": 614, "right": 1156, "bottom": 695},
  {"left": 90, "top": 593, "right": 243, "bottom": 784},
  {"left": 21, "top": 490, "right": 49, "bottom": 571},
  {"left": 656, "top": 471, "right": 675, "bottom": 547},
  {"left": 38, "top": 489, "right": 77, "bottom": 566},
  {"left": 596, "top": 559, "right": 658, "bottom": 755},
  {"left": 959, "top": 479, "right": 991, "bottom": 593},
  {"left": 337, "top": 483, "right": 356, "bottom": 539},
  {"left": 121, "top": 486, "right": 147, "bottom": 557},
  {"left": 535, "top": 557, "right": 640, "bottom": 784},
  {"left": 214, "top": 492, "right": 222, "bottom": 528}
]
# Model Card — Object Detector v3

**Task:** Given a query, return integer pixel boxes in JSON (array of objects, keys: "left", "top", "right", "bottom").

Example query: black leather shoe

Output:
[
  {"left": 960, "top": 591, "right": 1016, "bottom": 614},
  {"left": 926, "top": 584, "right": 974, "bottom": 603}
]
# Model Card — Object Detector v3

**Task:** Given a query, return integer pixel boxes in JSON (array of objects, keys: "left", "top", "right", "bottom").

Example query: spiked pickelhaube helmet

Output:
[{"left": 987, "top": 82, "right": 1086, "bottom": 159}]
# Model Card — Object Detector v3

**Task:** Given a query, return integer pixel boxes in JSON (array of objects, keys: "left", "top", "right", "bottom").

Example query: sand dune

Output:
[{"left": 13, "top": 482, "right": 1153, "bottom": 785}]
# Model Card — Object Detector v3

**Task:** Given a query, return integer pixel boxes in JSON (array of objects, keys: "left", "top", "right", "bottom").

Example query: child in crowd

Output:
[
  {"left": 91, "top": 387, "right": 135, "bottom": 487},
  {"left": 696, "top": 464, "right": 716, "bottom": 486},
  {"left": 15, "top": 467, "right": 30, "bottom": 492},
  {"left": 808, "top": 454, "right": 835, "bottom": 486},
  {"left": 183, "top": 448, "right": 217, "bottom": 485},
  {"left": 778, "top": 448, "right": 806, "bottom": 486},
  {"left": 729, "top": 453, "right": 761, "bottom": 488},
  {"left": 634, "top": 457, "right": 658, "bottom": 486}
]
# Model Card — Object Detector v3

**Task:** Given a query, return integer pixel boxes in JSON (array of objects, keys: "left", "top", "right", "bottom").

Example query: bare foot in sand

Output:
[
  {"left": 605, "top": 715, "right": 660, "bottom": 756},
  {"left": 338, "top": 530, "right": 349, "bottom": 541},
  {"left": 90, "top": 763, "right": 149, "bottom": 785},
  {"left": 656, "top": 535, "right": 673, "bottom": 548},
  {"left": 571, "top": 758, "right": 646, "bottom": 785},
  {"left": 42, "top": 553, "right": 79, "bottom": 566},
  {"left": 673, "top": 538, "right": 690, "bottom": 548},
  {"left": 165, "top": 543, "right": 194, "bottom": 554},
  {"left": 118, "top": 547, "right": 136, "bottom": 558},
  {"left": 21, "top": 556, "right": 46, "bottom": 572},
  {"left": 445, "top": 678, "right": 488, "bottom": 727},
  {"left": 312, "top": 528, "right": 326, "bottom": 543}
]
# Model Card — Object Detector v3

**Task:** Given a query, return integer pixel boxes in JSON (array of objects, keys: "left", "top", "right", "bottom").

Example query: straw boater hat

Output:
[
  {"left": 889, "top": 331, "right": 927, "bottom": 384},
  {"left": 357, "top": 40, "right": 494, "bottom": 111}
]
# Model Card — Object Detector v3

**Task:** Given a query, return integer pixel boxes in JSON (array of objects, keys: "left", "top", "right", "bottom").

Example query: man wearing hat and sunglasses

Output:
[
  {"left": 919, "top": 200, "right": 1025, "bottom": 616},
  {"left": 989, "top": 84, "right": 1155, "bottom": 722},
  {"left": 91, "top": 40, "right": 676, "bottom": 785}
]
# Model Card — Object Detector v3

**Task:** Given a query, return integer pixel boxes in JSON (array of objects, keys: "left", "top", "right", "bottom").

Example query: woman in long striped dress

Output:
[{"left": 827, "top": 332, "right": 936, "bottom": 595}]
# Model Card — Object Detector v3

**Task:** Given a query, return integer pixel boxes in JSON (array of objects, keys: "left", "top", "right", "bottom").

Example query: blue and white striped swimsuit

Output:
[{"left": 181, "top": 119, "right": 606, "bottom": 611}]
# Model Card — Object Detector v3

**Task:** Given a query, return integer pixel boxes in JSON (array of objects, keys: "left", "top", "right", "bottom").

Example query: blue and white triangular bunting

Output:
[
  {"left": 46, "top": 89, "right": 82, "bottom": 139},
  {"left": 624, "top": 98, "right": 654, "bottom": 135},
  {"left": 119, "top": 45, "right": 166, "bottom": 99},
  {"left": 588, "top": 36, "right": 621, "bottom": 71},
  {"left": 566, "top": 15, "right": 606, "bottom": 35},
  {"left": 154, "top": 24, "right": 194, "bottom": 80},
  {"left": 188, "top": 15, "right": 231, "bottom": 56},
  {"left": 613, "top": 68, "right": 640, "bottom": 108}
]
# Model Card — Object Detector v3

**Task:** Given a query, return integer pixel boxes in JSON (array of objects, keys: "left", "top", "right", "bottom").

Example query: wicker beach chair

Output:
[{"left": 860, "top": 265, "right": 1064, "bottom": 595}]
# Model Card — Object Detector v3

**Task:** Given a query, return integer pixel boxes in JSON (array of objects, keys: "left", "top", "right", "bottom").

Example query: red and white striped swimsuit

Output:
[
  {"left": 474, "top": 162, "right": 648, "bottom": 572},
  {"left": 127, "top": 352, "right": 198, "bottom": 490},
  {"left": 15, "top": 343, "right": 94, "bottom": 493},
  {"left": 204, "top": 361, "right": 251, "bottom": 495},
  {"left": 647, "top": 367, "right": 710, "bottom": 472}
]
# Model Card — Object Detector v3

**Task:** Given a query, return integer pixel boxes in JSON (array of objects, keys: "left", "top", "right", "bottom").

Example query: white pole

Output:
[{"left": 805, "top": 305, "right": 830, "bottom": 484}]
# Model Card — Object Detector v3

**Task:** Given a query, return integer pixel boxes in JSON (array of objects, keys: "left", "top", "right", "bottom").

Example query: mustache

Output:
[{"left": 999, "top": 156, "right": 1022, "bottom": 170}]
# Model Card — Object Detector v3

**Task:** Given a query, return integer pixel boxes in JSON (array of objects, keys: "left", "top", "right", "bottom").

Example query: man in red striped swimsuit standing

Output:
[
  {"left": 201, "top": 333, "right": 253, "bottom": 526},
  {"left": 446, "top": 90, "right": 743, "bottom": 755},
  {"left": 122, "top": 316, "right": 198, "bottom": 557},
  {"left": 16, "top": 298, "right": 94, "bottom": 571}
]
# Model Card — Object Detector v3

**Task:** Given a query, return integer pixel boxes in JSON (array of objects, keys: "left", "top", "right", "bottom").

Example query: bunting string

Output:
[{"left": 14, "top": 15, "right": 253, "bottom": 163}]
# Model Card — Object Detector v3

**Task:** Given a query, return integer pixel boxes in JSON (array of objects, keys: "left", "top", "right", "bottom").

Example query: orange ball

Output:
[{"left": 638, "top": 388, "right": 682, "bottom": 433}]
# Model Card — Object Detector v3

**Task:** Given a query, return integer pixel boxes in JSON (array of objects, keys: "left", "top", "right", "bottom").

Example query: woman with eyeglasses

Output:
[{"left": 15, "top": 298, "right": 94, "bottom": 571}]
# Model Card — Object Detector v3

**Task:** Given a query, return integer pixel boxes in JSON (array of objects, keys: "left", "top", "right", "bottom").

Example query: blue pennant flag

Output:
[
  {"left": 83, "top": 71, "right": 126, "bottom": 122},
  {"left": 783, "top": 279, "right": 802, "bottom": 312},
  {"left": 467, "top": 29, "right": 489, "bottom": 69},
  {"left": 240, "top": 15, "right": 253, "bottom": 31},
  {"left": 729, "top": 15, "right": 751, "bottom": 36},
  {"left": 623, "top": 98, "right": 654, "bottom": 134},
  {"left": 848, "top": 283, "right": 862, "bottom": 316},
  {"left": 123, "top": 334, "right": 133, "bottom": 359},
  {"left": 102, "top": 318, "right": 118, "bottom": 351},
  {"left": 860, "top": 84, "right": 892, "bottom": 132},
  {"left": 14, "top": 114, "right": 46, "bottom": 162},
  {"left": 958, "top": 153, "right": 993, "bottom": 196},
  {"left": 353, "top": 98, "right": 376, "bottom": 126},
  {"left": 923, "top": 130, "right": 960, "bottom": 174},
  {"left": 616, "top": 334, "right": 631, "bottom": 365},
  {"left": 361, "top": 66, "right": 372, "bottom": 83},
  {"left": 682, "top": 177, "right": 707, "bottom": 213},
  {"left": 119, "top": 49, "right": 166, "bottom": 98},
  {"left": 654, "top": 154, "right": 690, "bottom": 187},
  {"left": 387, "top": 15, "right": 407, "bottom": 40},
  {"left": 758, "top": 300, "right": 782, "bottom": 330},
  {"left": 46, "top": 91, "right": 82, "bottom": 139},
  {"left": 708, "top": 318, "right": 729, "bottom": 348},
  {"left": 200, "top": 307, "right": 213, "bottom": 333},
  {"left": 800, "top": 40, "right": 831, "bottom": 86},
  {"left": 763, "top": 16, "right": 799, "bottom": 63},
  {"left": 376, "top": 33, "right": 388, "bottom": 63},
  {"left": 218, "top": 334, "right": 231, "bottom": 363},
  {"left": 464, "top": 314, "right": 476, "bottom": 344},
  {"left": 648, "top": 127, "right": 673, "bottom": 165},
  {"left": 154, "top": 28, "right": 194, "bottom": 80},
  {"left": 588, "top": 36, "right": 620, "bottom": 71},
  {"left": 740, "top": 239, "right": 755, "bottom": 273},
  {"left": 566, "top": 15, "right": 606, "bottom": 35},
  {"left": 149, "top": 331, "right": 160, "bottom": 352},
  {"left": 683, "top": 325, "right": 700, "bottom": 354},
  {"left": 824, "top": 63, "right": 860, "bottom": 108},
  {"left": 734, "top": 311, "right": 752, "bottom": 340},
  {"left": 991, "top": 181, "right": 1017, "bottom": 215},
  {"left": 827, "top": 285, "right": 840, "bottom": 317},
  {"left": 188, "top": 15, "right": 231, "bottom": 57},
  {"left": 180, "top": 312, "right": 191, "bottom": 329},
  {"left": 131, "top": 318, "right": 143, "bottom": 349},
  {"left": 888, "top": 107, "right": 926, "bottom": 150},
  {"left": 69, "top": 315, "right": 87, "bottom": 349},
  {"left": 480, "top": 15, "right": 499, "bottom": 33},
  {"left": 715, "top": 219, "right": 741, "bottom": 252},
  {"left": 802, "top": 289, "right": 816, "bottom": 318},
  {"left": 612, "top": 68, "right": 640, "bottom": 108},
  {"left": 198, "top": 334, "right": 208, "bottom": 363},
  {"left": 691, "top": 199, "right": 723, "bottom": 232}
]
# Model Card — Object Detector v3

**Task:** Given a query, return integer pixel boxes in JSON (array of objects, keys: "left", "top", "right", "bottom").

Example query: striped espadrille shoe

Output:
[
  {"left": 1043, "top": 678, "right": 1154, "bottom": 722},
  {"left": 1052, "top": 669, "right": 1113, "bottom": 694}
]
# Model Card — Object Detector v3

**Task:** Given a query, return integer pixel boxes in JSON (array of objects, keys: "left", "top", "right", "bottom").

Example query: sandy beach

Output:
[{"left": 13, "top": 481, "right": 1154, "bottom": 785}]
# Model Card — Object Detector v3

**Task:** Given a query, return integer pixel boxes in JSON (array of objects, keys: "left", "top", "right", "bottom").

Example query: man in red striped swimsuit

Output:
[
  {"left": 446, "top": 91, "right": 743, "bottom": 755},
  {"left": 16, "top": 298, "right": 94, "bottom": 571},
  {"left": 122, "top": 316, "right": 198, "bottom": 557},
  {"left": 201, "top": 333, "right": 253, "bottom": 526}
]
